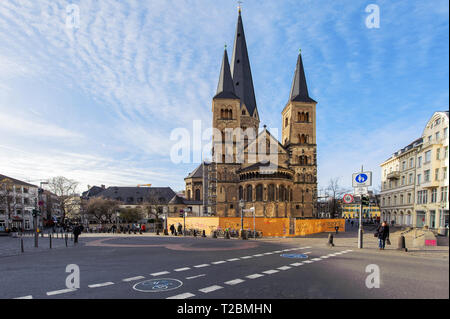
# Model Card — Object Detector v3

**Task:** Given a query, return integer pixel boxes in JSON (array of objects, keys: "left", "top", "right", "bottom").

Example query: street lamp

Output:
[{"left": 239, "top": 199, "right": 245, "bottom": 238}]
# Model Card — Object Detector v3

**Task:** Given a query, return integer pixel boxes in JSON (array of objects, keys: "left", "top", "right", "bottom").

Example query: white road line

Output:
[
  {"left": 290, "top": 262, "right": 304, "bottom": 266},
  {"left": 151, "top": 271, "right": 170, "bottom": 276},
  {"left": 46, "top": 288, "right": 77, "bottom": 296},
  {"left": 320, "top": 256, "right": 330, "bottom": 259},
  {"left": 174, "top": 267, "right": 191, "bottom": 272},
  {"left": 253, "top": 254, "right": 264, "bottom": 257},
  {"left": 167, "top": 292, "right": 195, "bottom": 299},
  {"left": 263, "top": 252, "right": 273, "bottom": 255},
  {"left": 199, "top": 285, "right": 223, "bottom": 293},
  {"left": 303, "top": 251, "right": 312, "bottom": 254},
  {"left": 303, "top": 260, "right": 314, "bottom": 264},
  {"left": 262, "top": 270, "right": 279, "bottom": 275},
  {"left": 14, "top": 295, "right": 33, "bottom": 299},
  {"left": 273, "top": 250, "right": 282, "bottom": 253},
  {"left": 240, "top": 256, "right": 253, "bottom": 259},
  {"left": 277, "top": 266, "right": 292, "bottom": 271},
  {"left": 282, "top": 249, "right": 292, "bottom": 252},
  {"left": 227, "top": 258, "right": 240, "bottom": 262},
  {"left": 194, "top": 264, "right": 210, "bottom": 268},
  {"left": 211, "top": 261, "right": 226, "bottom": 264},
  {"left": 88, "top": 282, "right": 114, "bottom": 288},
  {"left": 186, "top": 274, "right": 206, "bottom": 280},
  {"left": 312, "top": 258, "right": 322, "bottom": 261},
  {"left": 246, "top": 274, "right": 264, "bottom": 279},
  {"left": 224, "top": 279, "right": 245, "bottom": 285},
  {"left": 122, "top": 276, "right": 145, "bottom": 282}
]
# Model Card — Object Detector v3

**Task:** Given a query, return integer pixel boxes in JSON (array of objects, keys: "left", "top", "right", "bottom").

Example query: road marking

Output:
[
  {"left": 211, "top": 261, "right": 226, "bottom": 265},
  {"left": 262, "top": 270, "right": 279, "bottom": 275},
  {"left": 240, "top": 256, "right": 253, "bottom": 259},
  {"left": 320, "top": 256, "right": 330, "bottom": 259},
  {"left": 174, "top": 267, "right": 191, "bottom": 272},
  {"left": 290, "top": 262, "right": 304, "bottom": 266},
  {"left": 151, "top": 271, "right": 170, "bottom": 276},
  {"left": 88, "top": 282, "right": 114, "bottom": 288},
  {"left": 186, "top": 274, "right": 206, "bottom": 280},
  {"left": 194, "top": 264, "right": 210, "bottom": 268},
  {"left": 263, "top": 252, "right": 273, "bottom": 255},
  {"left": 303, "top": 251, "right": 312, "bottom": 254},
  {"left": 246, "top": 274, "right": 264, "bottom": 279},
  {"left": 46, "top": 288, "right": 77, "bottom": 296},
  {"left": 14, "top": 295, "right": 33, "bottom": 299},
  {"left": 227, "top": 258, "right": 240, "bottom": 262},
  {"left": 312, "top": 258, "right": 322, "bottom": 261},
  {"left": 199, "top": 285, "right": 223, "bottom": 293},
  {"left": 225, "top": 279, "right": 245, "bottom": 285},
  {"left": 253, "top": 254, "right": 264, "bottom": 257},
  {"left": 122, "top": 276, "right": 145, "bottom": 282},
  {"left": 282, "top": 249, "right": 292, "bottom": 252},
  {"left": 167, "top": 292, "right": 195, "bottom": 299},
  {"left": 277, "top": 266, "right": 292, "bottom": 271},
  {"left": 273, "top": 250, "right": 282, "bottom": 253},
  {"left": 303, "top": 260, "right": 314, "bottom": 264}
]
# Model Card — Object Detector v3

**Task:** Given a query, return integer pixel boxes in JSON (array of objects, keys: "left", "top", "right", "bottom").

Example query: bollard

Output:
[
  {"left": 193, "top": 230, "right": 197, "bottom": 237},
  {"left": 327, "top": 233, "right": 335, "bottom": 247},
  {"left": 65, "top": 234, "right": 68, "bottom": 247},
  {"left": 397, "top": 235, "right": 408, "bottom": 252},
  {"left": 49, "top": 234, "right": 52, "bottom": 249},
  {"left": 156, "top": 229, "right": 160, "bottom": 236},
  {"left": 34, "top": 232, "right": 38, "bottom": 248},
  {"left": 202, "top": 230, "right": 206, "bottom": 238},
  {"left": 21, "top": 238, "right": 24, "bottom": 253},
  {"left": 212, "top": 231, "right": 217, "bottom": 239}
]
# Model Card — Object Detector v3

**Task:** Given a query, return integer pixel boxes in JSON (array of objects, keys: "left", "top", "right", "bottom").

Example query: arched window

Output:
[
  {"left": 256, "top": 184, "right": 263, "bottom": 201},
  {"left": 195, "top": 189, "right": 201, "bottom": 201},
  {"left": 280, "top": 185, "right": 286, "bottom": 201},
  {"left": 229, "top": 109, "right": 233, "bottom": 119},
  {"left": 268, "top": 184, "right": 275, "bottom": 201},
  {"left": 305, "top": 112, "right": 309, "bottom": 122},
  {"left": 246, "top": 185, "right": 253, "bottom": 202},
  {"left": 285, "top": 117, "right": 289, "bottom": 127},
  {"left": 239, "top": 186, "right": 243, "bottom": 200}
]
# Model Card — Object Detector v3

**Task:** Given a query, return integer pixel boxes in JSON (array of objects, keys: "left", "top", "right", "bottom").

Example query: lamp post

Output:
[{"left": 239, "top": 199, "right": 245, "bottom": 238}]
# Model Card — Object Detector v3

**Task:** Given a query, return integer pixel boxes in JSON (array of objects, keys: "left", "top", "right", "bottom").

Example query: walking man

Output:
[
  {"left": 73, "top": 224, "right": 81, "bottom": 244},
  {"left": 376, "top": 221, "right": 390, "bottom": 250}
]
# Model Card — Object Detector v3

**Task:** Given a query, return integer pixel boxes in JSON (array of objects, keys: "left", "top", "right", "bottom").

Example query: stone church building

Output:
[{"left": 175, "top": 10, "right": 318, "bottom": 219}]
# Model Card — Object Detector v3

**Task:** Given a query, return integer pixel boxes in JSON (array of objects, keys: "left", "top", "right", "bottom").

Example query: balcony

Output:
[
  {"left": 387, "top": 171, "right": 400, "bottom": 180},
  {"left": 421, "top": 180, "right": 440, "bottom": 188}
]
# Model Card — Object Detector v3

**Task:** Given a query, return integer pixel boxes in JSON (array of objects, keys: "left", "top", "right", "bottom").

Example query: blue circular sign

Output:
[
  {"left": 280, "top": 254, "right": 308, "bottom": 259},
  {"left": 355, "top": 174, "right": 368, "bottom": 183},
  {"left": 133, "top": 279, "right": 183, "bottom": 293}
]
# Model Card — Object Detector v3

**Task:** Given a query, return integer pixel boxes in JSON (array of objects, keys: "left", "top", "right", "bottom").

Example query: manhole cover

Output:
[
  {"left": 133, "top": 279, "right": 183, "bottom": 293},
  {"left": 280, "top": 254, "right": 308, "bottom": 259}
]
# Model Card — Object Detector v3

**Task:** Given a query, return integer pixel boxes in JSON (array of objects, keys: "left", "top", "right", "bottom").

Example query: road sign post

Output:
[{"left": 353, "top": 166, "right": 372, "bottom": 249}]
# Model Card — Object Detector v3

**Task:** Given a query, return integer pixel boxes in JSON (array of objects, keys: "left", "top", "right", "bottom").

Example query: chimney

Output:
[{"left": 101, "top": 185, "right": 106, "bottom": 189}]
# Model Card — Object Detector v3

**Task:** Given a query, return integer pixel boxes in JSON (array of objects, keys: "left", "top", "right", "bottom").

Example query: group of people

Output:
[{"left": 169, "top": 223, "right": 183, "bottom": 236}]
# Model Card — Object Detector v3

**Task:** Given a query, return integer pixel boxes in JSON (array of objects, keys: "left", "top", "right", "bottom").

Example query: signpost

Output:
[
  {"left": 343, "top": 194, "right": 354, "bottom": 204},
  {"left": 353, "top": 166, "right": 372, "bottom": 249}
]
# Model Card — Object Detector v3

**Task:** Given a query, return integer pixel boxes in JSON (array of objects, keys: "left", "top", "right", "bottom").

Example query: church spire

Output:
[
  {"left": 231, "top": 10, "right": 258, "bottom": 115},
  {"left": 214, "top": 47, "right": 239, "bottom": 99},
  {"left": 289, "top": 51, "right": 316, "bottom": 103}
]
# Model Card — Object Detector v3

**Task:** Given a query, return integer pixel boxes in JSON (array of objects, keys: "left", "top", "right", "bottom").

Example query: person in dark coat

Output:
[
  {"left": 73, "top": 224, "right": 82, "bottom": 244},
  {"left": 376, "top": 221, "right": 390, "bottom": 250},
  {"left": 177, "top": 224, "right": 183, "bottom": 236},
  {"left": 170, "top": 224, "right": 175, "bottom": 235}
]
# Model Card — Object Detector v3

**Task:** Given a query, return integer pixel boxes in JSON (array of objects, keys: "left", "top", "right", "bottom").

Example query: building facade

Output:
[
  {"left": 181, "top": 10, "right": 318, "bottom": 219},
  {"left": 380, "top": 111, "right": 449, "bottom": 233},
  {"left": 0, "top": 174, "right": 38, "bottom": 231}
]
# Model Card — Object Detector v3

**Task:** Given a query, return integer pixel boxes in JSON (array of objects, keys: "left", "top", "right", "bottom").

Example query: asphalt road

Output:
[{"left": 0, "top": 233, "right": 448, "bottom": 300}]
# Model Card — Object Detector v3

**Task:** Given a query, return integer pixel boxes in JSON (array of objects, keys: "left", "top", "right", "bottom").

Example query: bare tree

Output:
[
  {"left": 327, "top": 177, "right": 350, "bottom": 218},
  {"left": 119, "top": 207, "right": 143, "bottom": 223},
  {"left": 46, "top": 176, "right": 79, "bottom": 223},
  {"left": 142, "top": 194, "right": 168, "bottom": 230},
  {"left": 85, "top": 197, "right": 119, "bottom": 223},
  {"left": 0, "top": 179, "right": 23, "bottom": 229}
]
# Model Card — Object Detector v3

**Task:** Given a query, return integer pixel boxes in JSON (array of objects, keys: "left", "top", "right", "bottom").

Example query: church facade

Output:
[{"left": 177, "top": 10, "right": 318, "bottom": 219}]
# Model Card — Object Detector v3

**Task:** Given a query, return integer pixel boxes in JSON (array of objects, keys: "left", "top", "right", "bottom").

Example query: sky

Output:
[{"left": 0, "top": 0, "right": 448, "bottom": 195}]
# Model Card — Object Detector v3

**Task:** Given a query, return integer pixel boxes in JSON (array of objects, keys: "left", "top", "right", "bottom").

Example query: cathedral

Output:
[{"left": 177, "top": 9, "right": 318, "bottom": 219}]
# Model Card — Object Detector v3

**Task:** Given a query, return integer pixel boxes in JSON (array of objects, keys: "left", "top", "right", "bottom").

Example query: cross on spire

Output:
[{"left": 238, "top": 1, "right": 243, "bottom": 13}]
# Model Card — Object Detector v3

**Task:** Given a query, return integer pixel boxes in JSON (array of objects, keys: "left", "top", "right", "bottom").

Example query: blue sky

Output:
[{"left": 0, "top": 0, "right": 448, "bottom": 195}]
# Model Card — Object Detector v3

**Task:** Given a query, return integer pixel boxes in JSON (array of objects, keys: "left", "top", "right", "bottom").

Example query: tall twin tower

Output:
[{"left": 184, "top": 10, "right": 318, "bottom": 219}]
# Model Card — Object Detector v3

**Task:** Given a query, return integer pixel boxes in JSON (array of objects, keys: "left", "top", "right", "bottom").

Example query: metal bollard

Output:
[
  {"left": 35, "top": 232, "right": 38, "bottom": 248},
  {"left": 397, "top": 235, "right": 408, "bottom": 252},
  {"left": 49, "top": 234, "right": 52, "bottom": 249},
  {"left": 65, "top": 234, "right": 68, "bottom": 247},
  {"left": 21, "top": 238, "right": 24, "bottom": 253},
  {"left": 327, "top": 233, "right": 335, "bottom": 247}
]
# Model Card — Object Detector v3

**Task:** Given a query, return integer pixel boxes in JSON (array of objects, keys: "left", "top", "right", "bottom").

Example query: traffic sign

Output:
[
  {"left": 354, "top": 187, "right": 369, "bottom": 196},
  {"left": 352, "top": 171, "right": 372, "bottom": 187},
  {"left": 343, "top": 194, "right": 354, "bottom": 204}
]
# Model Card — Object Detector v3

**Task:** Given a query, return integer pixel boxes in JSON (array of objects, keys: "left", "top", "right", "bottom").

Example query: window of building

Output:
[
  {"left": 417, "top": 191, "right": 422, "bottom": 204},
  {"left": 409, "top": 158, "right": 414, "bottom": 168},
  {"left": 425, "top": 151, "right": 431, "bottom": 163},
  {"left": 437, "top": 148, "right": 441, "bottom": 160},
  {"left": 417, "top": 174, "right": 422, "bottom": 185},
  {"left": 436, "top": 131, "right": 440, "bottom": 141},
  {"left": 402, "top": 161, "right": 406, "bottom": 171},
  {"left": 424, "top": 170, "right": 430, "bottom": 182},
  {"left": 441, "top": 186, "right": 448, "bottom": 203},
  {"left": 445, "top": 146, "right": 448, "bottom": 159},
  {"left": 418, "top": 156, "right": 422, "bottom": 167},
  {"left": 428, "top": 136, "right": 432, "bottom": 142},
  {"left": 443, "top": 167, "right": 448, "bottom": 180},
  {"left": 444, "top": 127, "right": 448, "bottom": 139},
  {"left": 408, "top": 173, "right": 413, "bottom": 184},
  {"left": 400, "top": 195, "right": 404, "bottom": 204},
  {"left": 431, "top": 188, "right": 438, "bottom": 203},
  {"left": 423, "top": 190, "right": 428, "bottom": 203},
  {"left": 435, "top": 168, "right": 439, "bottom": 181},
  {"left": 401, "top": 175, "right": 405, "bottom": 185},
  {"left": 407, "top": 193, "right": 411, "bottom": 204}
]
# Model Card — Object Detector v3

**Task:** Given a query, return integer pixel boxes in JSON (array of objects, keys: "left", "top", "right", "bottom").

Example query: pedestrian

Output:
[
  {"left": 177, "top": 224, "right": 182, "bottom": 236},
  {"left": 351, "top": 220, "right": 354, "bottom": 228},
  {"left": 170, "top": 224, "right": 175, "bottom": 235},
  {"left": 335, "top": 225, "right": 339, "bottom": 234},
  {"left": 375, "top": 221, "right": 390, "bottom": 250},
  {"left": 141, "top": 224, "right": 146, "bottom": 233},
  {"left": 73, "top": 224, "right": 82, "bottom": 244}
]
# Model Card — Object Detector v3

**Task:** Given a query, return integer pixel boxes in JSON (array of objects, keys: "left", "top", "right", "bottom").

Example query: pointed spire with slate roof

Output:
[
  {"left": 230, "top": 10, "right": 258, "bottom": 115},
  {"left": 289, "top": 50, "right": 316, "bottom": 103},
  {"left": 214, "top": 46, "right": 239, "bottom": 99}
]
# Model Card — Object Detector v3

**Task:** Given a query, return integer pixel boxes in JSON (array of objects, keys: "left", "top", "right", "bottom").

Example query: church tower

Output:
[{"left": 282, "top": 52, "right": 318, "bottom": 217}]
